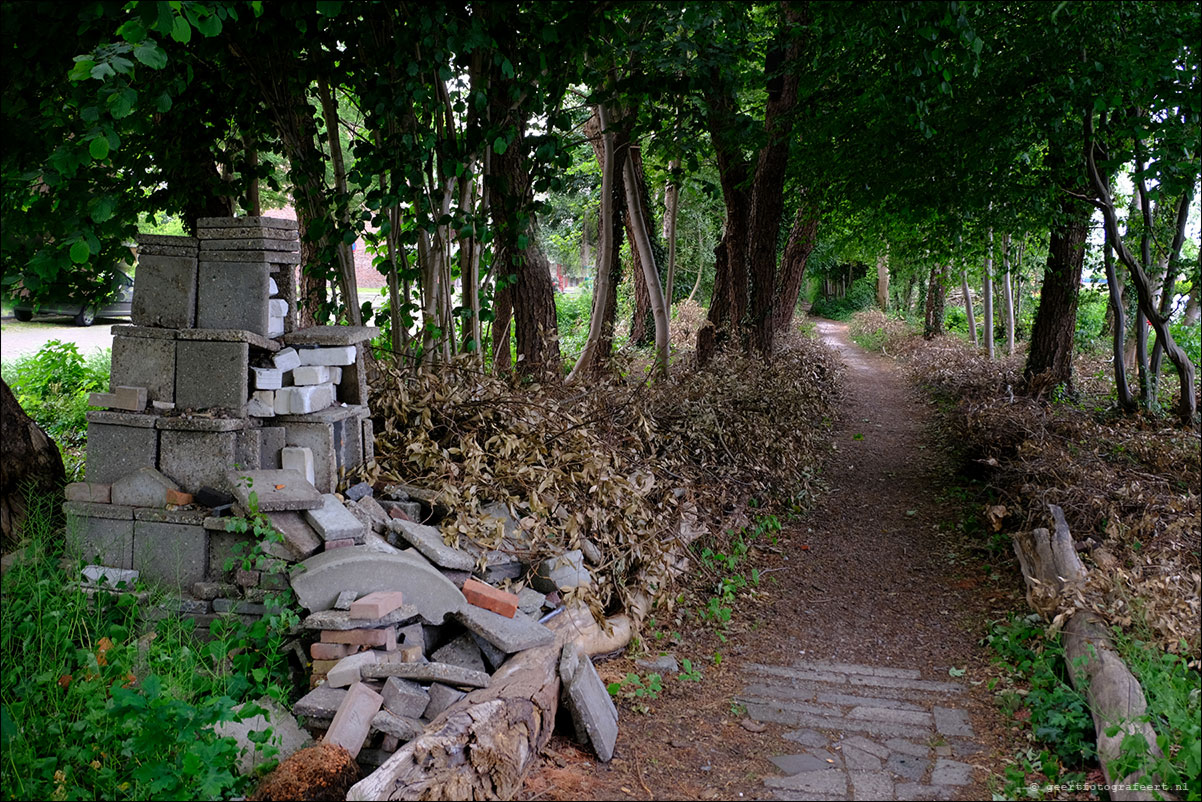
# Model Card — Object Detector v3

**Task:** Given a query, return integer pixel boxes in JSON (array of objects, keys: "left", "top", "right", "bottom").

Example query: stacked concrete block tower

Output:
[{"left": 64, "top": 216, "right": 379, "bottom": 598}]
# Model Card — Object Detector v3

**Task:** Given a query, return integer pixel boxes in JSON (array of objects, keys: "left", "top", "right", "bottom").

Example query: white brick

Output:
[
  {"left": 287, "top": 384, "right": 333, "bottom": 414},
  {"left": 274, "top": 387, "right": 295, "bottom": 414},
  {"left": 248, "top": 390, "right": 276, "bottom": 418},
  {"left": 328, "top": 366, "right": 342, "bottom": 384},
  {"left": 269, "top": 277, "right": 279, "bottom": 295},
  {"left": 253, "top": 367, "right": 283, "bottom": 390},
  {"left": 268, "top": 316, "right": 285, "bottom": 338},
  {"left": 269, "top": 298, "right": 289, "bottom": 316},
  {"left": 297, "top": 346, "right": 356, "bottom": 366},
  {"left": 282, "top": 446, "right": 316, "bottom": 485},
  {"left": 293, "top": 365, "right": 331, "bottom": 385},
  {"left": 273, "top": 347, "right": 301, "bottom": 372}
]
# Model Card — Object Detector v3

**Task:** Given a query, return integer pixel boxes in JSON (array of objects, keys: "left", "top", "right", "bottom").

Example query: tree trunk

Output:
[
  {"left": 491, "top": 286, "right": 512, "bottom": 374},
  {"left": 771, "top": 199, "right": 819, "bottom": 334},
  {"left": 961, "top": 269, "right": 978, "bottom": 347},
  {"left": 983, "top": 229, "right": 995, "bottom": 359},
  {"left": 1148, "top": 185, "right": 1194, "bottom": 403},
  {"left": 623, "top": 151, "right": 670, "bottom": 378},
  {"left": 1, "top": 379, "right": 64, "bottom": 547},
  {"left": 876, "top": 248, "right": 889, "bottom": 312},
  {"left": 1104, "top": 238, "right": 1137, "bottom": 412},
  {"left": 316, "top": 77, "right": 361, "bottom": 326},
  {"left": 1184, "top": 271, "right": 1201, "bottom": 326},
  {"left": 624, "top": 145, "right": 662, "bottom": 348},
  {"left": 1002, "top": 233, "right": 1016, "bottom": 356},
  {"left": 1023, "top": 196, "right": 1090, "bottom": 395},
  {"left": 923, "top": 264, "right": 946, "bottom": 339},
  {"left": 663, "top": 159, "right": 681, "bottom": 307}
]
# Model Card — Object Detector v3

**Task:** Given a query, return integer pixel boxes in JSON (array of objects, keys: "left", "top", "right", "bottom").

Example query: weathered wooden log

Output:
[
  {"left": 347, "top": 607, "right": 631, "bottom": 801},
  {"left": 1012, "top": 504, "right": 1168, "bottom": 802}
]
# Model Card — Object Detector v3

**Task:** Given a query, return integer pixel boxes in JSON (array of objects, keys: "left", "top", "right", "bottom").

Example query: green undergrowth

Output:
[
  {"left": 0, "top": 340, "right": 110, "bottom": 481},
  {"left": 0, "top": 495, "right": 298, "bottom": 801}
]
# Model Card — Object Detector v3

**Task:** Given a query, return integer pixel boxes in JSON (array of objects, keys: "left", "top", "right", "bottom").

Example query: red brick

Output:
[
  {"left": 321, "top": 626, "right": 396, "bottom": 649},
  {"left": 165, "top": 489, "right": 193, "bottom": 506},
  {"left": 311, "top": 642, "right": 357, "bottom": 660},
  {"left": 349, "top": 591, "right": 404, "bottom": 620},
  {"left": 462, "top": 578, "right": 519, "bottom": 618},
  {"left": 387, "top": 507, "right": 412, "bottom": 522}
]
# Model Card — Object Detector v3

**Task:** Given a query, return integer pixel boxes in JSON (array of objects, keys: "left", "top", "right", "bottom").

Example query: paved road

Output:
[{"left": 0, "top": 313, "right": 120, "bottom": 362}]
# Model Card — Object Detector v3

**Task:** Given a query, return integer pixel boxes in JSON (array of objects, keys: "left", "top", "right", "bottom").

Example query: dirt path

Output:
[{"left": 524, "top": 321, "right": 1027, "bottom": 801}]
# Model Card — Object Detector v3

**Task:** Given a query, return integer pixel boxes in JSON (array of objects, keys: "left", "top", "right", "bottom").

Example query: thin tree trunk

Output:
[
  {"left": 1148, "top": 185, "right": 1195, "bottom": 402},
  {"left": 316, "top": 78, "right": 361, "bottom": 326},
  {"left": 663, "top": 159, "right": 680, "bottom": 308},
  {"left": 876, "top": 248, "right": 889, "bottom": 312},
  {"left": 687, "top": 223, "right": 704, "bottom": 304},
  {"left": 1002, "top": 233, "right": 1016, "bottom": 356},
  {"left": 983, "top": 229, "right": 995, "bottom": 359},
  {"left": 961, "top": 268, "right": 978, "bottom": 346},
  {"left": 771, "top": 199, "right": 819, "bottom": 334},
  {"left": 924, "top": 264, "right": 946, "bottom": 339},
  {"left": 623, "top": 152, "right": 669, "bottom": 378},
  {"left": 1104, "top": 236, "right": 1137, "bottom": 412}
]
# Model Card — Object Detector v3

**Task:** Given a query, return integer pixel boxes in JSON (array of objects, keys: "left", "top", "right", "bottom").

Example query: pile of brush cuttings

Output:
[
  {"left": 872, "top": 317, "right": 1201, "bottom": 659},
  {"left": 358, "top": 331, "right": 842, "bottom": 626}
]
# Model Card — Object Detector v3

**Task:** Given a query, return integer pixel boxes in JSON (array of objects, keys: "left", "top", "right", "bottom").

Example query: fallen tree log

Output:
[
  {"left": 347, "top": 607, "right": 631, "bottom": 801},
  {"left": 1012, "top": 505, "right": 1169, "bottom": 802}
]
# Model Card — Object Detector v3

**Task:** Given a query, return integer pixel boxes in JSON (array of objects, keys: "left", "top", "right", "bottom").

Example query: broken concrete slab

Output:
[
  {"left": 324, "top": 682, "right": 384, "bottom": 759},
  {"left": 283, "top": 326, "right": 380, "bottom": 346},
  {"left": 431, "top": 634, "right": 487, "bottom": 674},
  {"left": 305, "top": 494, "right": 368, "bottom": 542},
  {"left": 110, "top": 466, "right": 180, "bottom": 508},
  {"left": 370, "top": 708, "right": 423, "bottom": 742},
  {"left": 293, "top": 685, "right": 348, "bottom": 721},
  {"left": 213, "top": 697, "right": 311, "bottom": 775},
  {"left": 80, "top": 564, "right": 139, "bottom": 589},
  {"left": 423, "top": 683, "right": 467, "bottom": 720},
  {"left": 532, "top": 549, "right": 592, "bottom": 594},
  {"left": 327, "top": 651, "right": 380, "bottom": 689},
  {"left": 227, "top": 469, "right": 322, "bottom": 512},
  {"left": 289, "top": 547, "right": 466, "bottom": 623},
  {"left": 302, "top": 605, "right": 421, "bottom": 631},
  {"left": 560, "top": 641, "right": 618, "bottom": 761},
  {"left": 381, "top": 677, "right": 429, "bottom": 719},
  {"left": 264, "top": 511, "right": 323, "bottom": 560},
  {"left": 386, "top": 519, "right": 475, "bottom": 571},
  {"left": 455, "top": 603, "right": 555, "bottom": 654},
  {"left": 471, "top": 633, "right": 508, "bottom": 672},
  {"left": 360, "top": 658, "right": 490, "bottom": 689}
]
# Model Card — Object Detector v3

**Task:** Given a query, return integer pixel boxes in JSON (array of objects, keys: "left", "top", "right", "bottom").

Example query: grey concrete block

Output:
[
  {"left": 431, "top": 634, "right": 486, "bottom": 674},
  {"left": 560, "top": 642, "right": 618, "bottom": 762},
  {"left": 175, "top": 326, "right": 280, "bottom": 352},
  {"left": 328, "top": 652, "right": 379, "bottom": 688},
  {"left": 455, "top": 604, "right": 554, "bottom": 653},
  {"left": 769, "top": 753, "right": 837, "bottom": 774},
  {"left": 66, "top": 515, "right": 133, "bottom": 569},
  {"left": 259, "top": 426, "right": 285, "bottom": 470},
  {"left": 197, "top": 215, "right": 298, "bottom": 231},
  {"left": 362, "top": 418, "right": 374, "bottom": 464},
  {"left": 290, "top": 547, "right": 466, "bottom": 622},
  {"left": 471, "top": 632, "right": 507, "bottom": 672},
  {"left": 227, "top": 469, "right": 322, "bottom": 512},
  {"left": 850, "top": 771, "right": 894, "bottom": 801},
  {"left": 133, "top": 521, "right": 208, "bottom": 591},
  {"left": 370, "top": 708, "right": 422, "bottom": 741},
  {"left": 213, "top": 697, "right": 311, "bottom": 776},
  {"left": 362, "top": 658, "right": 489, "bottom": 689},
  {"left": 302, "top": 606, "right": 420, "bottom": 631},
  {"left": 174, "top": 340, "right": 248, "bottom": 414},
  {"left": 283, "top": 326, "right": 379, "bottom": 346},
  {"left": 86, "top": 409, "right": 158, "bottom": 428},
  {"left": 304, "top": 494, "right": 366, "bottom": 542},
  {"left": 382, "top": 677, "right": 429, "bottom": 719},
  {"left": 932, "top": 706, "right": 974, "bottom": 737},
  {"left": 201, "top": 250, "right": 301, "bottom": 265},
  {"left": 207, "top": 529, "right": 253, "bottom": 580},
  {"left": 532, "top": 549, "right": 591, "bottom": 593},
  {"left": 196, "top": 260, "right": 271, "bottom": 335},
  {"left": 198, "top": 226, "right": 298, "bottom": 241},
  {"left": 340, "top": 347, "right": 369, "bottom": 405},
  {"left": 387, "top": 519, "right": 475, "bottom": 571},
  {"left": 159, "top": 430, "right": 237, "bottom": 493},
  {"left": 132, "top": 254, "right": 198, "bottom": 329},
  {"left": 234, "top": 428, "right": 262, "bottom": 472},
  {"left": 155, "top": 415, "right": 248, "bottom": 432},
  {"left": 111, "top": 335, "right": 176, "bottom": 403},
  {"left": 265, "top": 510, "right": 323, "bottom": 559},
  {"left": 333, "top": 417, "right": 363, "bottom": 476},
  {"left": 200, "top": 237, "right": 300, "bottom": 252},
  {"left": 283, "top": 422, "right": 337, "bottom": 494},
  {"left": 63, "top": 500, "right": 134, "bottom": 520},
  {"left": 931, "top": 758, "right": 973, "bottom": 786},
  {"left": 111, "top": 466, "right": 179, "bottom": 508},
  {"left": 422, "top": 683, "right": 466, "bottom": 720},
  {"left": 85, "top": 422, "right": 159, "bottom": 484},
  {"left": 293, "top": 685, "right": 347, "bottom": 721}
]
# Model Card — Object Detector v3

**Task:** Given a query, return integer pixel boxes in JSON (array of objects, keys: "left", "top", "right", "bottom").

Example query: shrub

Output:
[{"left": 809, "top": 276, "right": 877, "bottom": 320}]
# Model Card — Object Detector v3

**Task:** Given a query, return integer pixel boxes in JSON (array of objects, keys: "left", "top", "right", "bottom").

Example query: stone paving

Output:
[{"left": 737, "top": 659, "right": 978, "bottom": 801}]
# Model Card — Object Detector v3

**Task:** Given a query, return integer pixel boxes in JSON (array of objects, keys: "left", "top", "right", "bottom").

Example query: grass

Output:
[{"left": 0, "top": 493, "right": 299, "bottom": 801}]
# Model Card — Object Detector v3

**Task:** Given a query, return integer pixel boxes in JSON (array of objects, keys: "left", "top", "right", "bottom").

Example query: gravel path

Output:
[{"left": 0, "top": 314, "right": 119, "bottom": 362}]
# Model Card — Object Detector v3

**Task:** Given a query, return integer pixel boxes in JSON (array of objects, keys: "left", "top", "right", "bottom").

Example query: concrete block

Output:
[
  {"left": 284, "top": 423, "right": 337, "bottom": 494},
  {"left": 213, "top": 697, "right": 311, "bottom": 776},
  {"left": 381, "top": 677, "right": 429, "bottom": 719},
  {"left": 155, "top": 415, "right": 247, "bottom": 433},
  {"left": 174, "top": 340, "right": 248, "bottom": 414},
  {"left": 227, "top": 469, "right": 322, "bottom": 512},
  {"left": 423, "top": 683, "right": 466, "bottom": 720},
  {"left": 345, "top": 482, "right": 371, "bottom": 502},
  {"left": 290, "top": 546, "right": 466, "bottom": 623},
  {"left": 284, "top": 326, "right": 379, "bottom": 346},
  {"left": 432, "top": 634, "right": 486, "bottom": 674},
  {"left": 65, "top": 483, "right": 111, "bottom": 503},
  {"left": 106, "top": 386, "right": 148, "bottom": 411},
  {"left": 85, "top": 422, "right": 159, "bottom": 484},
  {"left": 265, "top": 511, "right": 322, "bottom": 559},
  {"left": 340, "top": 349, "right": 369, "bottom": 405},
  {"left": 273, "top": 387, "right": 294, "bottom": 415},
  {"left": 81, "top": 564, "right": 139, "bottom": 588},
  {"left": 362, "top": 418, "right": 374, "bottom": 464},
  {"left": 327, "top": 651, "right": 380, "bottom": 688},
  {"left": 66, "top": 515, "right": 133, "bottom": 569},
  {"left": 560, "top": 642, "right": 618, "bottom": 761},
  {"left": 293, "top": 365, "right": 330, "bottom": 385},
  {"left": 305, "top": 494, "right": 368, "bottom": 542},
  {"left": 273, "top": 347, "right": 301, "bottom": 372},
  {"left": 455, "top": 604, "right": 554, "bottom": 653},
  {"left": 131, "top": 253, "right": 198, "bottom": 329},
  {"left": 133, "top": 520, "right": 208, "bottom": 591},
  {"left": 335, "top": 591, "right": 358, "bottom": 610},
  {"left": 324, "top": 682, "right": 384, "bottom": 759},
  {"left": 303, "top": 606, "right": 420, "bottom": 631},
  {"left": 196, "top": 260, "right": 271, "bottom": 335},
  {"left": 253, "top": 368, "right": 283, "bottom": 390},
  {"left": 333, "top": 415, "right": 363, "bottom": 475},
  {"left": 362, "top": 659, "right": 489, "bottom": 689},
  {"left": 201, "top": 237, "right": 300, "bottom": 252},
  {"left": 462, "top": 578, "right": 519, "bottom": 618},
  {"left": 259, "top": 426, "right": 285, "bottom": 470},
  {"left": 282, "top": 447, "right": 316, "bottom": 486},
  {"left": 201, "top": 250, "right": 301, "bottom": 265},
  {"left": 532, "top": 550, "right": 592, "bottom": 593},
  {"left": 176, "top": 326, "right": 280, "bottom": 352},
  {"left": 297, "top": 346, "right": 356, "bottom": 366},
  {"left": 471, "top": 632, "right": 507, "bottom": 672},
  {"left": 111, "top": 466, "right": 180, "bottom": 508},
  {"left": 350, "top": 591, "right": 406, "bottom": 620},
  {"left": 159, "top": 430, "right": 236, "bottom": 493},
  {"left": 293, "top": 685, "right": 347, "bottom": 721},
  {"left": 370, "top": 709, "right": 422, "bottom": 741},
  {"left": 387, "top": 520, "right": 474, "bottom": 571},
  {"left": 232, "top": 428, "right": 262, "bottom": 473},
  {"left": 197, "top": 216, "right": 299, "bottom": 233}
]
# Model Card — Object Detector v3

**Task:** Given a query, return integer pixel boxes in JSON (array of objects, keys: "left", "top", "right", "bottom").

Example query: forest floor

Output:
[{"left": 520, "top": 320, "right": 1043, "bottom": 802}]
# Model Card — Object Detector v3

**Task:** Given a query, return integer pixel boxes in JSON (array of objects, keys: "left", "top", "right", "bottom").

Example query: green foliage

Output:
[
  {"left": 1074, "top": 288, "right": 1109, "bottom": 354},
  {"left": 606, "top": 672, "right": 662, "bottom": 713},
  {"left": 0, "top": 494, "right": 297, "bottom": 801},
  {"left": 554, "top": 288, "right": 593, "bottom": 364},
  {"left": 985, "top": 616, "right": 1096, "bottom": 765},
  {"left": 809, "top": 276, "right": 878, "bottom": 321},
  {"left": 1, "top": 341, "right": 111, "bottom": 480},
  {"left": 677, "top": 658, "right": 702, "bottom": 683}
]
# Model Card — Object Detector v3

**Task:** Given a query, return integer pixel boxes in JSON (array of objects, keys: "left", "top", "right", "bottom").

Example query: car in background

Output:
[{"left": 12, "top": 269, "right": 134, "bottom": 326}]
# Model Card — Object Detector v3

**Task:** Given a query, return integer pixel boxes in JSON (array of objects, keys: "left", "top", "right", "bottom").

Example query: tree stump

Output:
[{"left": 1, "top": 378, "right": 65, "bottom": 548}]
